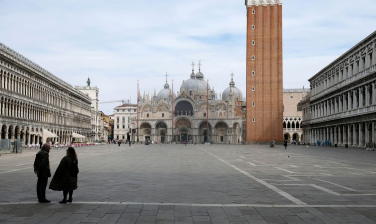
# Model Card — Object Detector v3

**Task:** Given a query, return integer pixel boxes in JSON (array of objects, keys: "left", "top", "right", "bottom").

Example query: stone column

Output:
[
  {"left": 365, "top": 85, "right": 369, "bottom": 107},
  {"left": 333, "top": 126, "right": 337, "bottom": 145},
  {"left": 348, "top": 124, "right": 352, "bottom": 146},
  {"left": 373, "top": 82, "right": 376, "bottom": 105},
  {"left": 327, "top": 127, "right": 331, "bottom": 143},
  {"left": 27, "top": 134, "right": 31, "bottom": 145},
  {"left": 365, "top": 123, "right": 369, "bottom": 146},
  {"left": 359, "top": 123, "right": 363, "bottom": 147},
  {"left": 359, "top": 87, "right": 364, "bottom": 108},
  {"left": 371, "top": 122, "right": 375, "bottom": 145},
  {"left": 348, "top": 91, "right": 352, "bottom": 110},
  {"left": 10, "top": 129, "right": 15, "bottom": 140},
  {"left": 343, "top": 125, "right": 347, "bottom": 145},
  {"left": 334, "top": 98, "right": 337, "bottom": 113},
  {"left": 353, "top": 90, "right": 357, "bottom": 109},
  {"left": 353, "top": 124, "right": 357, "bottom": 146},
  {"left": 313, "top": 129, "right": 316, "bottom": 143},
  {"left": 326, "top": 127, "right": 329, "bottom": 141}
]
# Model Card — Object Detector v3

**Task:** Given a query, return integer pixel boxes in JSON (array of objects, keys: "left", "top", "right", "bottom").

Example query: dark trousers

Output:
[
  {"left": 63, "top": 190, "right": 73, "bottom": 199},
  {"left": 128, "top": 140, "right": 131, "bottom": 147},
  {"left": 37, "top": 177, "right": 48, "bottom": 201}
]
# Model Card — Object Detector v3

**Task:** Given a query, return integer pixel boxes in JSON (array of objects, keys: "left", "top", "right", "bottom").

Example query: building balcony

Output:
[{"left": 305, "top": 104, "right": 376, "bottom": 125}]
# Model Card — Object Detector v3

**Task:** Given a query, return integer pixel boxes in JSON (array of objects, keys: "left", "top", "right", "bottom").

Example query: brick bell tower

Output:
[{"left": 245, "top": 0, "right": 283, "bottom": 143}]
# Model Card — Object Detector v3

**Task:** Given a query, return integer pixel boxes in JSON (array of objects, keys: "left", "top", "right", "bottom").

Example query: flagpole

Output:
[
  {"left": 137, "top": 79, "right": 139, "bottom": 142},
  {"left": 207, "top": 79, "right": 209, "bottom": 140},
  {"left": 172, "top": 79, "right": 174, "bottom": 143}
]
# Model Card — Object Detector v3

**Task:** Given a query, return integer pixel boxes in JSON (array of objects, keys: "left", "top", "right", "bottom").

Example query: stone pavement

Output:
[{"left": 0, "top": 143, "right": 376, "bottom": 223}]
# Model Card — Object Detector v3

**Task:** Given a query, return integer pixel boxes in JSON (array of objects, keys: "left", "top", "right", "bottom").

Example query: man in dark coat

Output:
[
  {"left": 127, "top": 132, "right": 131, "bottom": 147},
  {"left": 33, "top": 143, "right": 51, "bottom": 203}
]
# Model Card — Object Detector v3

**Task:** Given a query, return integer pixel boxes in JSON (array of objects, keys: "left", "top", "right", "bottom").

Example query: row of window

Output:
[
  {"left": 116, "top": 109, "right": 136, "bottom": 112},
  {"left": 0, "top": 69, "right": 69, "bottom": 108},
  {"left": 312, "top": 53, "right": 373, "bottom": 94}
]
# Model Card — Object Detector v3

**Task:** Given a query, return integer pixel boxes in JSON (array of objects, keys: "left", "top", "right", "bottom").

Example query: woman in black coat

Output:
[{"left": 49, "top": 147, "right": 78, "bottom": 203}]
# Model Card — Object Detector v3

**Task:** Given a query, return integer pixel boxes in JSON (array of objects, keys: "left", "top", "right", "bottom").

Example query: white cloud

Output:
[{"left": 0, "top": 0, "right": 375, "bottom": 114}]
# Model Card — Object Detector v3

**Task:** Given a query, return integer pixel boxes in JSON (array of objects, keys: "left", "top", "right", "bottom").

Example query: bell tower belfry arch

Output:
[{"left": 245, "top": 0, "right": 283, "bottom": 143}]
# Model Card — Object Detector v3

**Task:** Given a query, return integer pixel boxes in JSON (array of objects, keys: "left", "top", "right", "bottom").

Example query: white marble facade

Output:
[
  {"left": 0, "top": 43, "right": 92, "bottom": 145},
  {"left": 301, "top": 31, "right": 376, "bottom": 147},
  {"left": 132, "top": 67, "right": 244, "bottom": 144}
]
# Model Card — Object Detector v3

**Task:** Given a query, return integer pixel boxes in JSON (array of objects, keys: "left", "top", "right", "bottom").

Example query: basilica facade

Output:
[{"left": 133, "top": 66, "right": 244, "bottom": 144}]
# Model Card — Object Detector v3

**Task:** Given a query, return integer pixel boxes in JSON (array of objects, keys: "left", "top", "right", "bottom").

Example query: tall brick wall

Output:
[{"left": 246, "top": 4, "right": 283, "bottom": 143}]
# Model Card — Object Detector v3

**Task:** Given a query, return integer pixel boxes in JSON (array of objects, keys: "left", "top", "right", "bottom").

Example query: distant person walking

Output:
[
  {"left": 127, "top": 132, "right": 131, "bottom": 147},
  {"left": 33, "top": 143, "right": 51, "bottom": 203},
  {"left": 118, "top": 140, "right": 121, "bottom": 147},
  {"left": 284, "top": 140, "right": 288, "bottom": 149},
  {"left": 39, "top": 140, "right": 43, "bottom": 149},
  {"left": 49, "top": 147, "right": 79, "bottom": 203}
]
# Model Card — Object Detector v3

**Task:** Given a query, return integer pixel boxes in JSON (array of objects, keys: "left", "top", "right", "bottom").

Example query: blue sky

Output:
[{"left": 1, "top": 0, "right": 376, "bottom": 114}]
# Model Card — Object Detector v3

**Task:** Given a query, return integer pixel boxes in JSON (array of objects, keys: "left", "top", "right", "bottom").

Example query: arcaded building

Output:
[
  {"left": 301, "top": 31, "right": 376, "bottom": 147},
  {"left": 133, "top": 66, "right": 244, "bottom": 144},
  {"left": 245, "top": 0, "right": 283, "bottom": 143},
  {"left": 0, "top": 43, "right": 92, "bottom": 145},
  {"left": 283, "top": 89, "right": 309, "bottom": 143}
]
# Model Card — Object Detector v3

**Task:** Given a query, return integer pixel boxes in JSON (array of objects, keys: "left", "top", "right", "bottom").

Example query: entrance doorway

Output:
[
  {"left": 203, "top": 130, "right": 208, "bottom": 142},
  {"left": 181, "top": 134, "right": 187, "bottom": 142}
]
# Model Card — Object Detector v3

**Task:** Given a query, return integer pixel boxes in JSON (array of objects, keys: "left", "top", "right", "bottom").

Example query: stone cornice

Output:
[{"left": 245, "top": 0, "right": 282, "bottom": 7}]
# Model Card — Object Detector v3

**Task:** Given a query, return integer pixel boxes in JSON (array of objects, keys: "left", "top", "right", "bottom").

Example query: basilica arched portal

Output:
[
  {"left": 214, "top": 122, "right": 228, "bottom": 143},
  {"left": 140, "top": 123, "right": 152, "bottom": 141},
  {"left": 198, "top": 122, "right": 212, "bottom": 143},
  {"left": 155, "top": 121, "right": 167, "bottom": 143},
  {"left": 175, "top": 118, "right": 191, "bottom": 143}
]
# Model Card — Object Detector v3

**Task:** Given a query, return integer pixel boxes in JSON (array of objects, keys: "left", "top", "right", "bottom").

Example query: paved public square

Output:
[{"left": 1, "top": 143, "right": 376, "bottom": 223}]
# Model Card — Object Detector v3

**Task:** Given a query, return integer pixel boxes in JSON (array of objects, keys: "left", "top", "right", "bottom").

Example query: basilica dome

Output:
[
  {"left": 157, "top": 82, "right": 176, "bottom": 102},
  {"left": 222, "top": 75, "right": 243, "bottom": 101},
  {"left": 180, "top": 70, "right": 210, "bottom": 96}
]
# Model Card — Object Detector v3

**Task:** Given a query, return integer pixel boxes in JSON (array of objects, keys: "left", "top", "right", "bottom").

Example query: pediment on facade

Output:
[{"left": 175, "top": 92, "right": 194, "bottom": 103}]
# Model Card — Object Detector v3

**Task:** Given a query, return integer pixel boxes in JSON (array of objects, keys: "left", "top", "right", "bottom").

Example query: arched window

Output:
[
  {"left": 287, "top": 122, "right": 291, "bottom": 129},
  {"left": 147, "top": 113, "right": 149, "bottom": 118},
  {"left": 296, "top": 122, "right": 300, "bottom": 129},
  {"left": 162, "top": 113, "right": 164, "bottom": 117},
  {"left": 292, "top": 122, "right": 295, "bottom": 129},
  {"left": 283, "top": 122, "right": 286, "bottom": 129},
  {"left": 175, "top": 101, "right": 194, "bottom": 116},
  {"left": 204, "top": 113, "right": 206, "bottom": 117}
]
